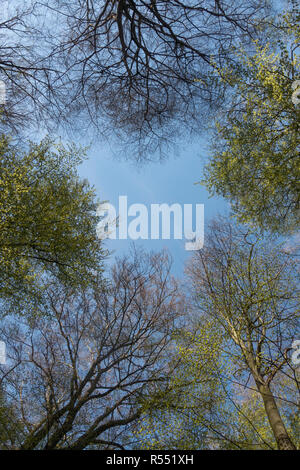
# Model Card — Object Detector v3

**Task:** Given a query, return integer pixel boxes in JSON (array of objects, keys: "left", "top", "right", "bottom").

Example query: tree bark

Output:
[{"left": 256, "top": 381, "right": 296, "bottom": 450}]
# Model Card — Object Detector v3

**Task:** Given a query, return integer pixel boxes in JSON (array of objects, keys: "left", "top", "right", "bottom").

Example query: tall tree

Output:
[
  {"left": 0, "top": 250, "right": 183, "bottom": 449},
  {"left": 0, "top": 1, "right": 269, "bottom": 159},
  {"left": 136, "top": 312, "right": 300, "bottom": 450},
  {"left": 203, "top": 2, "right": 300, "bottom": 233},
  {"left": 186, "top": 219, "right": 299, "bottom": 450},
  {"left": 0, "top": 134, "right": 104, "bottom": 313}
]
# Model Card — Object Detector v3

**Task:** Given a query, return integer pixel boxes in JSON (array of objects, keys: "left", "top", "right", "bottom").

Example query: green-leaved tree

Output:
[
  {"left": 0, "top": 135, "right": 103, "bottom": 314},
  {"left": 204, "top": 3, "right": 300, "bottom": 233}
]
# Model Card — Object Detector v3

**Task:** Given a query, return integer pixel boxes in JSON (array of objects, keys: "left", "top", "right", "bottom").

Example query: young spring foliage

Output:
[
  {"left": 203, "top": 7, "right": 300, "bottom": 234},
  {"left": 0, "top": 135, "right": 103, "bottom": 313}
]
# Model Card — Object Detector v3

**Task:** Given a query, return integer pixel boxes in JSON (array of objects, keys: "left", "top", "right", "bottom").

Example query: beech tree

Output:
[
  {"left": 203, "top": 3, "right": 300, "bottom": 233},
  {"left": 136, "top": 301, "right": 299, "bottom": 450},
  {"left": 0, "top": 134, "right": 103, "bottom": 312},
  {"left": 186, "top": 219, "right": 299, "bottom": 450},
  {"left": 0, "top": 250, "right": 183, "bottom": 450},
  {"left": 0, "top": 1, "right": 269, "bottom": 158}
]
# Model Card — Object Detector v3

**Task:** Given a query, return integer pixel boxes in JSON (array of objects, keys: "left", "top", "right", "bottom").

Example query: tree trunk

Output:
[{"left": 256, "top": 381, "right": 296, "bottom": 450}]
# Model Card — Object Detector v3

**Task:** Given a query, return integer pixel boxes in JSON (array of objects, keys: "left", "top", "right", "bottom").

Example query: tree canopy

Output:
[
  {"left": 0, "top": 0, "right": 299, "bottom": 453},
  {"left": 136, "top": 219, "right": 300, "bottom": 450},
  {"left": 0, "top": 0, "right": 269, "bottom": 159},
  {"left": 0, "top": 135, "right": 104, "bottom": 313},
  {"left": 203, "top": 6, "right": 300, "bottom": 233},
  {"left": 0, "top": 250, "right": 183, "bottom": 449}
]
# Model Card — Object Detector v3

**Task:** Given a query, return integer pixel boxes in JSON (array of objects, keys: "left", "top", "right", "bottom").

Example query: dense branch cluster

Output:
[
  {"left": 0, "top": 251, "right": 183, "bottom": 449},
  {"left": 0, "top": 0, "right": 268, "bottom": 158}
]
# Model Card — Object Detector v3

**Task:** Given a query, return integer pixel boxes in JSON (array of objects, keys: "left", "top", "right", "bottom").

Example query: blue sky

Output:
[{"left": 78, "top": 136, "right": 229, "bottom": 277}]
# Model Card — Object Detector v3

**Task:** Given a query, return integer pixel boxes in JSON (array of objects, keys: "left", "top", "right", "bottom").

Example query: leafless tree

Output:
[
  {"left": 0, "top": 249, "right": 184, "bottom": 449},
  {"left": 0, "top": 1, "right": 63, "bottom": 136},
  {"left": 0, "top": 1, "right": 269, "bottom": 159}
]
